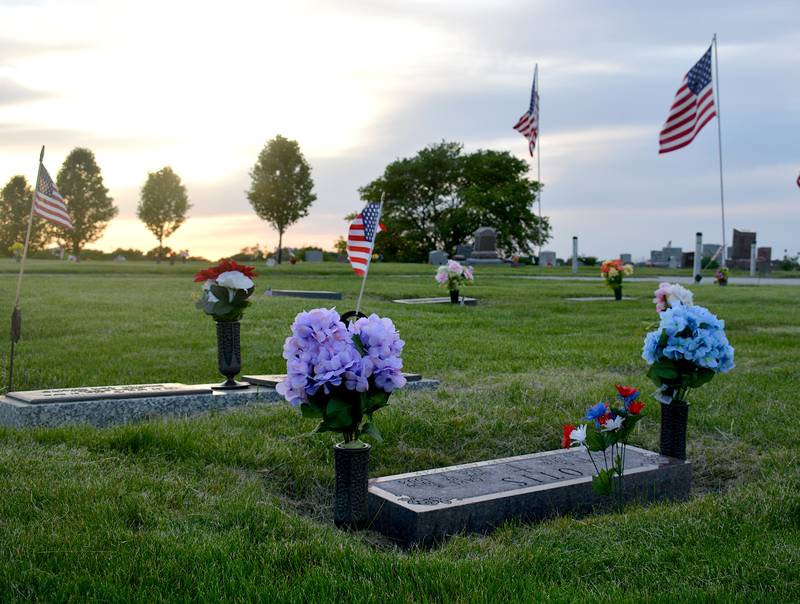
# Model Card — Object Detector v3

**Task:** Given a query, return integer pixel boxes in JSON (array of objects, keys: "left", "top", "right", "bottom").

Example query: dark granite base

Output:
[{"left": 367, "top": 446, "right": 691, "bottom": 546}]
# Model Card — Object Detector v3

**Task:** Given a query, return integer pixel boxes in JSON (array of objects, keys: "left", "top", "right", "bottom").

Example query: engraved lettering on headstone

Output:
[
  {"left": 398, "top": 476, "right": 439, "bottom": 489},
  {"left": 558, "top": 467, "right": 583, "bottom": 477}
]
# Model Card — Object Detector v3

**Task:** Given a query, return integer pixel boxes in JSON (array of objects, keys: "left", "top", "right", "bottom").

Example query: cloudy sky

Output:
[{"left": 0, "top": 0, "right": 797, "bottom": 261}]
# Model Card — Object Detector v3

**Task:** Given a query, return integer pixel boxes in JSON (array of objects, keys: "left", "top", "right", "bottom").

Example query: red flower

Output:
[
  {"left": 194, "top": 259, "right": 258, "bottom": 282},
  {"left": 615, "top": 384, "right": 639, "bottom": 399},
  {"left": 561, "top": 424, "right": 575, "bottom": 448},
  {"left": 627, "top": 400, "right": 645, "bottom": 415},
  {"left": 597, "top": 415, "right": 610, "bottom": 426}
]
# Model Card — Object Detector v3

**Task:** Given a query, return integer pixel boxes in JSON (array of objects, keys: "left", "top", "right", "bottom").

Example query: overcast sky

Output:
[{"left": 0, "top": 0, "right": 797, "bottom": 260}]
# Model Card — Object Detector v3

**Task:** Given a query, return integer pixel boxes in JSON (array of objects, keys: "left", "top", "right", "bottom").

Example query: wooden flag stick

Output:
[
  {"left": 7, "top": 145, "right": 44, "bottom": 392},
  {"left": 354, "top": 193, "right": 385, "bottom": 315}
]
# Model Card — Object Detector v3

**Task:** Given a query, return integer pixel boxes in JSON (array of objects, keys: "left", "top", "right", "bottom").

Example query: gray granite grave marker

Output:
[
  {"left": 428, "top": 250, "right": 448, "bottom": 265},
  {"left": 469, "top": 227, "right": 502, "bottom": 264},
  {"left": 6, "top": 383, "right": 211, "bottom": 404},
  {"left": 392, "top": 296, "right": 478, "bottom": 306},
  {"left": 368, "top": 446, "right": 690, "bottom": 545},
  {"left": 266, "top": 289, "right": 342, "bottom": 300}
]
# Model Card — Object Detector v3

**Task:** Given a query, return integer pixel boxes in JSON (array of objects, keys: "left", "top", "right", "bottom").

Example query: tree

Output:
[
  {"left": 55, "top": 148, "right": 117, "bottom": 258},
  {"left": 247, "top": 135, "right": 316, "bottom": 264},
  {"left": 359, "top": 141, "right": 550, "bottom": 262},
  {"left": 0, "top": 176, "right": 50, "bottom": 255},
  {"left": 137, "top": 166, "right": 190, "bottom": 263}
]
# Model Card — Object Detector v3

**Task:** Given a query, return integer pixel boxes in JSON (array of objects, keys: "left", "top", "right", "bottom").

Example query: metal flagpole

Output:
[
  {"left": 712, "top": 34, "right": 728, "bottom": 268},
  {"left": 534, "top": 64, "right": 543, "bottom": 258},
  {"left": 7, "top": 145, "right": 44, "bottom": 392},
  {"left": 354, "top": 192, "right": 384, "bottom": 315}
]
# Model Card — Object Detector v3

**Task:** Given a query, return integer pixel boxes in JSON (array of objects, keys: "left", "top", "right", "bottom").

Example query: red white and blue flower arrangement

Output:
[
  {"left": 562, "top": 385, "right": 646, "bottom": 499},
  {"left": 276, "top": 307, "right": 407, "bottom": 445}
]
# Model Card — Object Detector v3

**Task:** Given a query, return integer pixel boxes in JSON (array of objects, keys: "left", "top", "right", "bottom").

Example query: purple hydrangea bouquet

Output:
[
  {"left": 276, "top": 307, "right": 406, "bottom": 445},
  {"left": 642, "top": 302, "right": 734, "bottom": 459}
]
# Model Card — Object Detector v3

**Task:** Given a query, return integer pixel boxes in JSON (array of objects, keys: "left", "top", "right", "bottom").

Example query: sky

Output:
[{"left": 0, "top": 0, "right": 798, "bottom": 261}]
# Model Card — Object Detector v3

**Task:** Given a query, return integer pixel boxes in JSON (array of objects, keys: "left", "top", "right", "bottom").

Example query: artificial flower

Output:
[
  {"left": 569, "top": 424, "right": 587, "bottom": 445},
  {"left": 627, "top": 400, "right": 645, "bottom": 415},
  {"left": 601, "top": 415, "right": 624, "bottom": 432},
  {"left": 562, "top": 424, "right": 575, "bottom": 448}
]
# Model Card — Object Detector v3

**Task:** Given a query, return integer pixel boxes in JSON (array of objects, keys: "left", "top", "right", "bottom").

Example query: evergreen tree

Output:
[{"left": 247, "top": 135, "right": 316, "bottom": 264}]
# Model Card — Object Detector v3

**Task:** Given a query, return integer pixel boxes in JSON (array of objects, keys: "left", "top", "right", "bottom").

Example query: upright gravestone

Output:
[
  {"left": 468, "top": 227, "right": 502, "bottom": 264},
  {"left": 453, "top": 244, "right": 473, "bottom": 261},
  {"left": 539, "top": 251, "right": 556, "bottom": 267},
  {"left": 620, "top": 253, "right": 632, "bottom": 264},
  {"left": 305, "top": 250, "right": 323, "bottom": 262},
  {"left": 428, "top": 250, "right": 448, "bottom": 265}
]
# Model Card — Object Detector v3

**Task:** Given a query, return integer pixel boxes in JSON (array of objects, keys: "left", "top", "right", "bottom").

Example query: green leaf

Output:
[
  {"left": 362, "top": 421, "right": 383, "bottom": 444},
  {"left": 592, "top": 469, "right": 615, "bottom": 496},
  {"left": 324, "top": 398, "right": 356, "bottom": 431},
  {"left": 362, "top": 389, "right": 390, "bottom": 415},
  {"left": 585, "top": 428, "right": 608, "bottom": 453},
  {"left": 352, "top": 334, "right": 366, "bottom": 356},
  {"left": 300, "top": 403, "right": 322, "bottom": 419}
]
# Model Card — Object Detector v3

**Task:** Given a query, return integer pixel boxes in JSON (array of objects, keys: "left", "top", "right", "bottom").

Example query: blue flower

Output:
[{"left": 585, "top": 402, "right": 609, "bottom": 421}]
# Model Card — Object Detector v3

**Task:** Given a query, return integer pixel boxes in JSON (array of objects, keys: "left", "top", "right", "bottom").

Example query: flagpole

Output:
[
  {"left": 354, "top": 192, "right": 384, "bottom": 315},
  {"left": 712, "top": 34, "right": 728, "bottom": 268},
  {"left": 7, "top": 145, "right": 44, "bottom": 392},
  {"left": 534, "top": 64, "right": 543, "bottom": 258}
]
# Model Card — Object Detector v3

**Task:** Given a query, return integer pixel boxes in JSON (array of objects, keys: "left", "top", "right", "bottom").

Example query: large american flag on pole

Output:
[
  {"left": 659, "top": 46, "right": 716, "bottom": 154},
  {"left": 34, "top": 165, "right": 73, "bottom": 229},
  {"left": 347, "top": 202, "right": 383, "bottom": 275},
  {"left": 513, "top": 65, "right": 539, "bottom": 156}
]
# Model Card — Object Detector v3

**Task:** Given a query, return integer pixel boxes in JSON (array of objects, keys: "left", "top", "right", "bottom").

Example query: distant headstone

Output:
[
  {"left": 115, "top": 255, "right": 127, "bottom": 262},
  {"left": 619, "top": 253, "right": 632, "bottom": 264},
  {"left": 368, "top": 446, "right": 691, "bottom": 545},
  {"left": 428, "top": 250, "right": 448, "bottom": 265},
  {"left": 393, "top": 296, "right": 478, "bottom": 306},
  {"left": 305, "top": 250, "right": 323, "bottom": 262},
  {"left": 539, "top": 251, "right": 557, "bottom": 267},
  {"left": 469, "top": 227, "right": 502, "bottom": 264},
  {"left": 266, "top": 258, "right": 276, "bottom": 267},
  {"left": 668, "top": 255, "right": 679, "bottom": 269},
  {"left": 453, "top": 244, "right": 473, "bottom": 261}
]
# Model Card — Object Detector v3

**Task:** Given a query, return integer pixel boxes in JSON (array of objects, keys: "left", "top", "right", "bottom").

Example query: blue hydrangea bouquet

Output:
[
  {"left": 276, "top": 307, "right": 407, "bottom": 445},
  {"left": 642, "top": 302, "right": 734, "bottom": 404},
  {"left": 642, "top": 300, "right": 734, "bottom": 459}
]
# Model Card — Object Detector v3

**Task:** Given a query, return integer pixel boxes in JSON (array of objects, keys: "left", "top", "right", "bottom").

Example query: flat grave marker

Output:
[
  {"left": 265, "top": 289, "right": 342, "bottom": 300},
  {"left": 243, "top": 373, "right": 423, "bottom": 387},
  {"left": 392, "top": 297, "right": 478, "bottom": 306},
  {"left": 368, "top": 446, "right": 690, "bottom": 545},
  {"left": 565, "top": 296, "right": 637, "bottom": 302},
  {"left": 6, "top": 383, "right": 212, "bottom": 404}
]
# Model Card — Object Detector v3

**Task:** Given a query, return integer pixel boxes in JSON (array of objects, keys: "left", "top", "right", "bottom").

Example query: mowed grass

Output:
[{"left": 0, "top": 260, "right": 798, "bottom": 602}]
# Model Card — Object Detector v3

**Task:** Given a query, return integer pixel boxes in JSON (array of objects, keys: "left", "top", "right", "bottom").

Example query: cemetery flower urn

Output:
[
  {"left": 194, "top": 259, "right": 257, "bottom": 389},
  {"left": 715, "top": 267, "right": 729, "bottom": 286},
  {"left": 436, "top": 260, "right": 474, "bottom": 303},
  {"left": 275, "top": 307, "right": 407, "bottom": 530},
  {"left": 643, "top": 290, "right": 735, "bottom": 460},
  {"left": 659, "top": 400, "right": 689, "bottom": 460},
  {"left": 333, "top": 441, "right": 371, "bottom": 528},
  {"left": 600, "top": 259, "right": 633, "bottom": 300}
]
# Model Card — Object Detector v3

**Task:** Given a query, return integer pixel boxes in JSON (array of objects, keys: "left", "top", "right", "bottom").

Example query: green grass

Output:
[{"left": 0, "top": 261, "right": 798, "bottom": 602}]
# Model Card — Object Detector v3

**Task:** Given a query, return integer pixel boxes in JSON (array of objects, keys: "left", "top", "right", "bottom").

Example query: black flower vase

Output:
[
  {"left": 333, "top": 442, "right": 371, "bottom": 529},
  {"left": 450, "top": 289, "right": 460, "bottom": 304},
  {"left": 213, "top": 320, "right": 248, "bottom": 390},
  {"left": 659, "top": 400, "right": 689, "bottom": 459},
  {"left": 614, "top": 287, "right": 623, "bottom": 301}
]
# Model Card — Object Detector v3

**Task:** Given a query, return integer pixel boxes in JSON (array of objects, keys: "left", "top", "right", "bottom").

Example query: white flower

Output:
[
  {"left": 216, "top": 271, "right": 254, "bottom": 301},
  {"left": 601, "top": 416, "right": 624, "bottom": 432},
  {"left": 569, "top": 425, "right": 587, "bottom": 445},
  {"left": 666, "top": 283, "right": 694, "bottom": 308},
  {"left": 203, "top": 279, "right": 219, "bottom": 303}
]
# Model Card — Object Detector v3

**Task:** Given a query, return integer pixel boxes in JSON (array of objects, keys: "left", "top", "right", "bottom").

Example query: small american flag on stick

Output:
[
  {"left": 659, "top": 46, "right": 716, "bottom": 154},
  {"left": 34, "top": 165, "right": 73, "bottom": 229},
  {"left": 347, "top": 202, "right": 383, "bottom": 276},
  {"left": 513, "top": 65, "right": 539, "bottom": 156}
]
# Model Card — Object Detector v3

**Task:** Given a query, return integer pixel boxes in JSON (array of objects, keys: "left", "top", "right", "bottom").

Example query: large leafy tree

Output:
[
  {"left": 0, "top": 176, "right": 50, "bottom": 255},
  {"left": 247, "top": 135, "right": 316, "bottom": 263},
  {"left": 359, "top": 141, "right": 549, "bottom": 261},
  {"left": 55, "top": 148, "right": 117, "bottom": 257},
  {"left": 137, "top": 166, "right": 191, "bottom": 263}
]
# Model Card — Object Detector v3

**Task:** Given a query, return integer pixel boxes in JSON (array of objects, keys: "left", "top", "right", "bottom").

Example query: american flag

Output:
[
  {"left": 513, "top": 66, "right": 539, "bottom": 156},
  {"left": 347, "top": 202, "right": 383, "bottom": 275},
  {"left": 34, "top": 165, "right": 73, "bottom": 229},
  {"left": 659, "top": 46, "right": 716, "bottom": 154}
]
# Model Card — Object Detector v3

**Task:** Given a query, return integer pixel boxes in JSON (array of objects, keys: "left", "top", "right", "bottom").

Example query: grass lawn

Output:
[{"left": 0, "top": 260, "right": 798, "bottom": 602}]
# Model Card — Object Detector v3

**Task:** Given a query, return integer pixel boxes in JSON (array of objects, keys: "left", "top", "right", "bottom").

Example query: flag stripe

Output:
[
  {"left": 347, "top": 202, "right": 383, "bottom": 274},
  {"left": 513, "top": 66, "right": 539, "bottom": 156},
  {"left": 34, "top": 165, "right": 73, "bottom": 229}
]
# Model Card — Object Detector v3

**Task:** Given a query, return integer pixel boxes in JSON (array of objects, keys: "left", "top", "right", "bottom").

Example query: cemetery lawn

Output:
[{"left": 0, "top": 260, "right": 798, "bottom": 603}]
